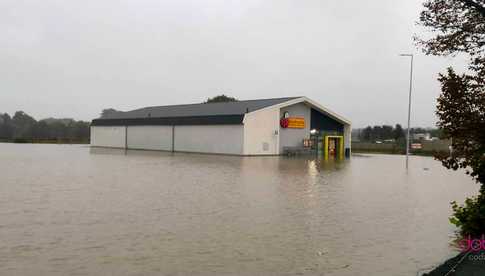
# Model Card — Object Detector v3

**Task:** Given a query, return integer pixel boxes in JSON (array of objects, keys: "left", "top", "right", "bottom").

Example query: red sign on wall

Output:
[{"left": 280, "top": 117, "right": 305, "bottom": 129}]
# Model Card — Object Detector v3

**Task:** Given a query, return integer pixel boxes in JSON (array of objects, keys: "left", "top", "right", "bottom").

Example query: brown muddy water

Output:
[{"left": 0, "top": 143, "right": 479, "bottom": 276}]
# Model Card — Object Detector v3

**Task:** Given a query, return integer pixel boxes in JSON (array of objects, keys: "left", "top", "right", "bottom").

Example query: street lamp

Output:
[{"left": 400, "top": 54, "right": 414, "bottom": 169}]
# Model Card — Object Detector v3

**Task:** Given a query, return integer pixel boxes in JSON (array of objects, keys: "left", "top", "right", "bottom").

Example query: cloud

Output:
[{"left": 0, "top": 0, "right": 468, "bottom": 127}]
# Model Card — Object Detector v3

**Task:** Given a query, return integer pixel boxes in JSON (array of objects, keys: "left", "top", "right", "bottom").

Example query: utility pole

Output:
[{"left": 400, "top": 54, "right": 414, "bottom": 169}]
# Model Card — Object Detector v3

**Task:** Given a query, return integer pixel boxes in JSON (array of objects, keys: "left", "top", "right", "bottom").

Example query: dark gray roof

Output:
[{"left": 100, "top": 97, "right": 299, "bottom": 120}]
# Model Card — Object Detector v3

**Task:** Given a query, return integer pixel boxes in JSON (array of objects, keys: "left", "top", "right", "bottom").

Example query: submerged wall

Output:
[
  {"left": 127, "top": 126, "right": 173, "bottom": 151},
  {"left": 91, "top": 126, "right": 126, "bottom": 148},
  {"left": 91, "top": 125, "right": 243, "bottom": 155},
  {"left": 174, "top": 125, "right": 244, "bottom": 155}
]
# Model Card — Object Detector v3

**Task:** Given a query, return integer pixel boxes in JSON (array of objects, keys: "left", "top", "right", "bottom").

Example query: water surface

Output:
[{"left": 0, "top": 144, "right": 478, "bottom": 275}]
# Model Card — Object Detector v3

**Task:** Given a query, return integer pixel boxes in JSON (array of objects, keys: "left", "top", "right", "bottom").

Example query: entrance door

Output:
[
  {"left": 328, "top": 138, "right": 337, "bottom": 158},
  {"left": 324, "top": 135, "right": 344, "bottom": 160}
]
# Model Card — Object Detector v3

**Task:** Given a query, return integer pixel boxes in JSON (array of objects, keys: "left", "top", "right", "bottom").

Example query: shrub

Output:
[{"left": 450, "top": 187, "right": 485, "bottom": 238}]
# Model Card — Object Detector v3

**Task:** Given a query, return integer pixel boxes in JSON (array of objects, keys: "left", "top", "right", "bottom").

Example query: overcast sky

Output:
[{"left": 1, "top": 0, "right": 468, "bottom": 128}]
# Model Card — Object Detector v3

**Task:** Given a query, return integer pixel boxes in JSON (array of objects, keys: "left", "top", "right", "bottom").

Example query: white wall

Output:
[
  {"left": 91, "top": 126, "right": 126, "bottom": 148},
  {"left": 243, "top": 108, "right": 280, "bottom": 155},
  {"left": 279, "top": 103, "right": 311, "bottom": 153},
  {"left": 127, "top": 126, "right": 173, "bottom": 151},
  {"left": 174, "top": 125, "right": 244, "bottom": 155}
]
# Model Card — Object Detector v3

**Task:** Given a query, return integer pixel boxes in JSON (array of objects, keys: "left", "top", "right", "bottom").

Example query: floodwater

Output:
[{"left": 0, "top": 144, "right": 479, "bottom": 276}]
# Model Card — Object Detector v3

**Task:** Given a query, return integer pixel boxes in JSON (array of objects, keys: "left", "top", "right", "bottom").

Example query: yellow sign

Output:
[{"left": 287, "top": 117, "right": 305, "bottom": 129}]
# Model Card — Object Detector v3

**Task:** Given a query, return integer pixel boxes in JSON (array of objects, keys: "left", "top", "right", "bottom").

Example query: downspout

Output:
[
  {"left": 125, "top": 126, "right": 128, "bottom": 149},
  {"left": 276, "top": 108, "right": 280, "bottom": 155},
  {"left": 171, "top": 125, "right": 175, "bottom": 152}
]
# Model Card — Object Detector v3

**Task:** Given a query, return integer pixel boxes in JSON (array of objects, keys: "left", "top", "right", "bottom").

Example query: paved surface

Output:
[{"left": 424, "top": 252, "right": 485, "bottom": 276}]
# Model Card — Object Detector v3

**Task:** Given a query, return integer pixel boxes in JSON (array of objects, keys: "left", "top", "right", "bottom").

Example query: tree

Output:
[
  {"left": 360, "top": 126, "right": 373, "bottom": 141},
  {"left": 68, "top": 121, "right": 90, "bottom": 139},
  {"left": 410, "top": 127, "right": 427, "bottom": 134},
  {"left": 435, "top": 69, "right": 485, "bottom": 236},
  {"left": 48, "top": 121, "right": 68, "bottom": 139},
  {"left": 12, "top": 111, "right": 36, "bottom": 139},
  {"left": 428, "top": 128, "right": 444, "bottom": 139},
  {"left": 381, "top": 125, "right": 394, "bottom": 140},
  {"left": 0, "top": 111, "right": 90, "bottom": 142},
  {"left": 358, "top": 125, "right": 407, "bottom": 141},
  {"left": 0, "top": 113, "right": 14, "bottom": 139},
  {"left": 100, "top": 108, "right": 120, "bottom": 118},
  {"left": 393, "top": 124, "right": 405, "bottom": 141},
  {"left": 204, "top": 94, "right": 238, "bottom": 103},
  {"left": 416, "top": 0, "right": 485, "bottom": 74},
  {"left": 436, "top": 69, "right": 485, "bottom": 183},
  {"left": 371, "top": 125, "right": 382, "bottom": 140},
  {"left": 32, "top": 121, "right": 50, "bottom": 139},
  {"left": 417, "top": 0, "right": 485, "bottom": 236}
]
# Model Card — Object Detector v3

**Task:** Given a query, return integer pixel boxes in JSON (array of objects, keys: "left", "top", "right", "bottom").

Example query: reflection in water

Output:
[{"left": 0, "top": 144, "right": 479, "bottom": 276}]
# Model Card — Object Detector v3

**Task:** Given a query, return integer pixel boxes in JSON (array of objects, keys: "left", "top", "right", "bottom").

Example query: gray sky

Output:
[{"left": 1, "top": 0, "right": 468, "bottom": 128}]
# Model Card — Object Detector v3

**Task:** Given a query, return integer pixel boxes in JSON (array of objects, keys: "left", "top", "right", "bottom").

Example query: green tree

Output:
[
  {"left": 372, "top": 126, "right": 383, "bottom": 140},
  {"left": 393, "top": 124, "right": 405, "bottom": 141},
  {"left": 417, "top": 0, "right": 485, "bottom": 237},
  {"left": 204, "top": 94, "right": 238, "bottom": 103},
  {"left": 436, "top": 69, "right": 485, "bottom": 236},
  {"left": 416, "top": 0, "right": 485, "bottom": 75},
  {"left": 428, "top": 128, "right": 444, "bottom": 139},
  {"left": 360, "top": 126, "right": 373, "bottom": 141},
  {"left": 381, "top": 125, "right": 394, "bottom": 140},
  {"left": 12, "top": 111, "right": 36, "bottom": 139},
  {"left": 0, "top": 113, "right": 14, "bottom": 139},
  {"left": 0, "top": 111, "right": 90, "bottom": 143},
  {"left": 100, "top": 108, "right": 120, "bottom": 118},
  {"left": 32, "top": 121, "right": 50, "bottom": 139},
  {"left": 68, "top": 121, "right": 90, "bottom": 139},
  {"left": 48, "top": 121, "right": 68, "bottom": 139}
]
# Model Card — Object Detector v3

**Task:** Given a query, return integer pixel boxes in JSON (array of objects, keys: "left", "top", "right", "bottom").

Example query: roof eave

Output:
[{"left": 246, "top": 97, "right": 351, "bottom": 126}]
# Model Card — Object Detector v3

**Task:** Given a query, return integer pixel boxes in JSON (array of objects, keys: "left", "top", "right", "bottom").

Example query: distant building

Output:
[
  {"left": 413, "top": 133, "right": 431, "bottom": 141},
  {"left": 91, "top": 97, "right": 351, "bottom": 156}
]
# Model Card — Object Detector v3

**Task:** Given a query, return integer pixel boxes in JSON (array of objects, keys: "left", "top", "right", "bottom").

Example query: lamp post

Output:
[{"left": 400, "top": 54, "right": 414, "bottom": 169}]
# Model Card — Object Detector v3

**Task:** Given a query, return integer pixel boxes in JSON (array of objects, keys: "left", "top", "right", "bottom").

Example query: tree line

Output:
[
  {"left": 357, "top": 124, "right": 405, "bottom": 142},
  {"left": 354, "top": 124, "right": 443, "bottom": 142},
  {"left": 204, "top": 94, "right": 238, "bottom": 103},
  {"left": 0, "top": 111, "right": 90, "bottom": 143}
]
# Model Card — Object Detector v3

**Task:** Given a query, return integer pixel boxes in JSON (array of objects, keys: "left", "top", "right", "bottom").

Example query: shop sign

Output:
[{"left": 280, "top": 117, "right": 305, "bottom": 129}]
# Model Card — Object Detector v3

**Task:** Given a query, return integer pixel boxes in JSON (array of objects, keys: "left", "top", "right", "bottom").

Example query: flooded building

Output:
[{"left": 90, "top": 97, "right": 351, "bottom": 157}]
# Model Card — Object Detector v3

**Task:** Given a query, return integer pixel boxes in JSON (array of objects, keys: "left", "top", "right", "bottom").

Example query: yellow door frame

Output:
[{"left": 324, "top": 135, "right": 344, "bottom": 160}]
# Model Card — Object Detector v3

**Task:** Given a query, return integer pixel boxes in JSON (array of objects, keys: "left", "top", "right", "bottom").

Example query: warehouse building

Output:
[{"left": 90, "top": 96, "right": 351, "bottom": 157}]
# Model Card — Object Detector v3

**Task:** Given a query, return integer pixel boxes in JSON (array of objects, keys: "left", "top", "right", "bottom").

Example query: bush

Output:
[{"left": 450, "top": 187, "right": 485, "bottom": 238}]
